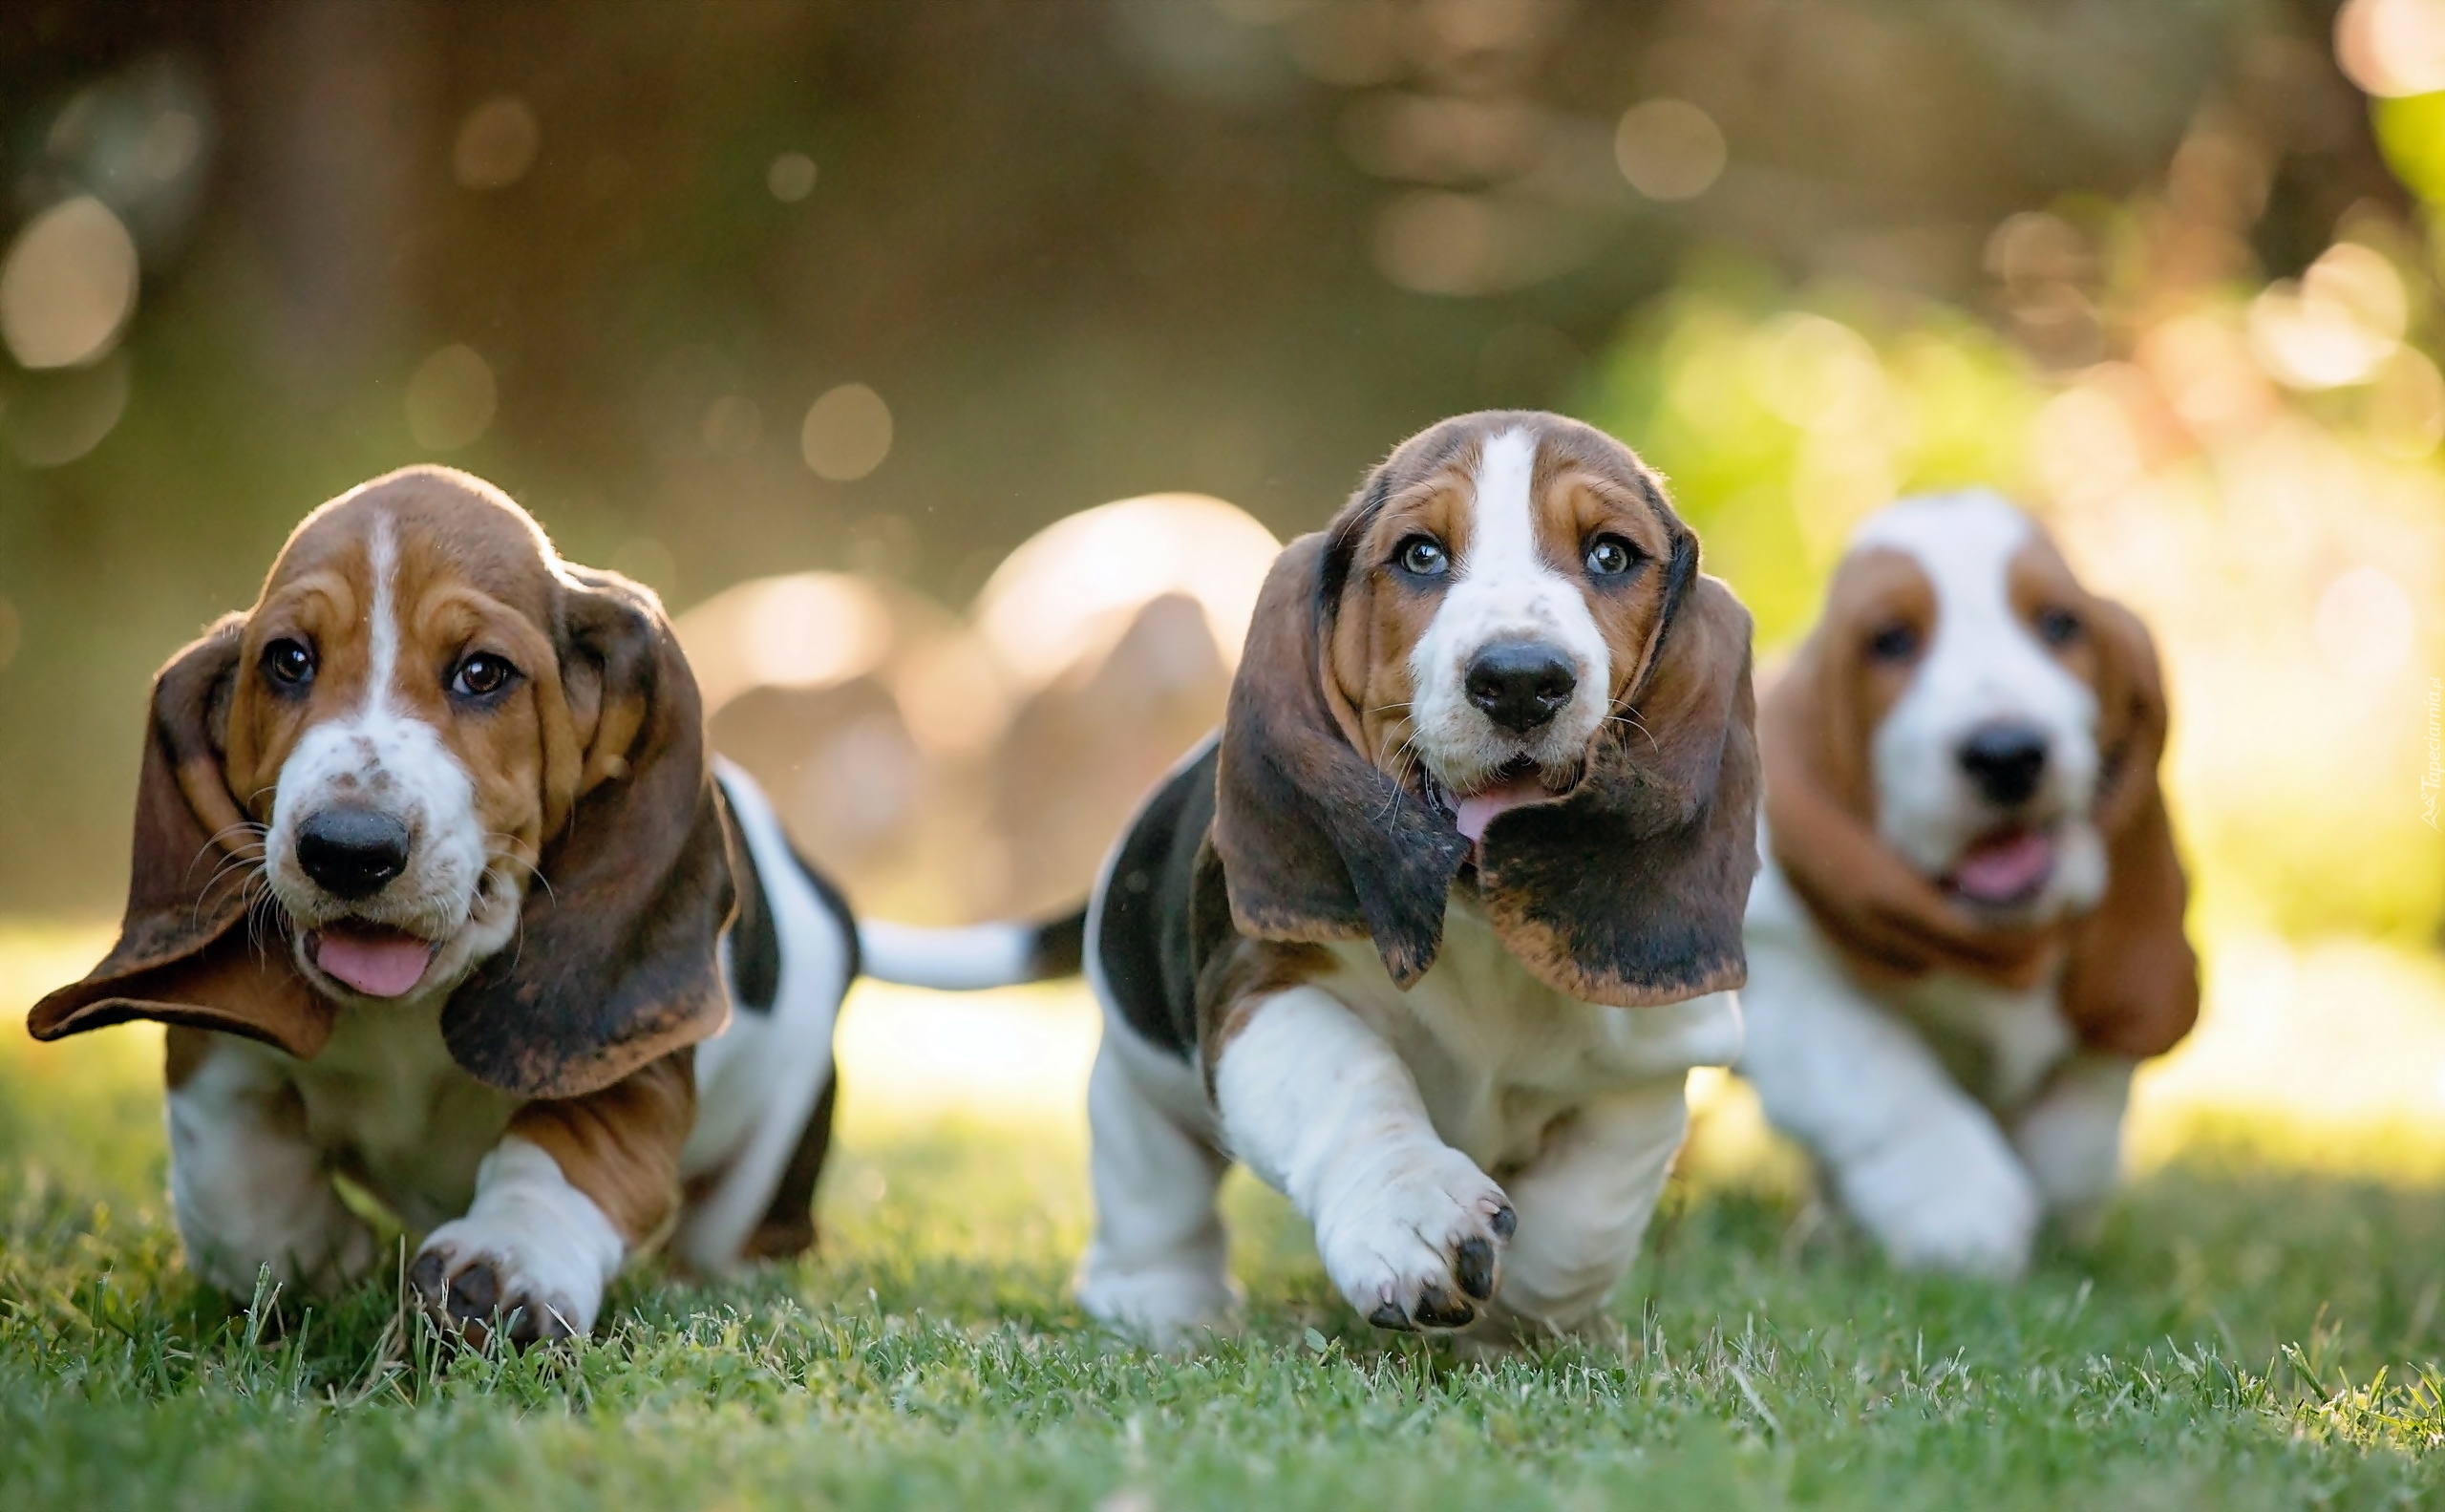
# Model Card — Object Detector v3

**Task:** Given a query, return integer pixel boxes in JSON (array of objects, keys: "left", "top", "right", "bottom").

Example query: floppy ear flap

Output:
[
  {"left": 29, "top": 618, "right": 334, "bottom": 1056},
  {"left": 1477, "top": 569, "right": 1760, "bottom": 1007},
  {"left": 1213, "top": 532, "right": 1471, "bottom": 987},
  {"left": 2059, "top": 598, "right": 2198, "bottom": 1058},
  {"left": 442, "top": 568, "right": 736, "bottom": 1098}
]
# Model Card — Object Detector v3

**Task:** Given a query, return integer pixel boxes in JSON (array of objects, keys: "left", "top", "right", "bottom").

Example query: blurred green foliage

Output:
[{"left": 1581, "top": 258, "right": 2046, "bottom": 648}]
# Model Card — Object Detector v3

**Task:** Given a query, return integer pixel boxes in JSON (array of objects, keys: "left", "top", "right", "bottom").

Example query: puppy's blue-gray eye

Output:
[
  {"left": 2034, "top": 607, "right": 2082, "bottom": 648},
  {"left": 1584, "top": 536, "right": 1636, "bottom": 577},
  {"left": 1397, "top": 536, "right": 1450, "bottom": 577},
  {"left": 450, "top": 653, "right": 520, "bottom": 699},
  {"left": 1866, "top": 622, "right": 1921, "bottom": 663},
  {"left": 262, "top": 638, "right": 315, "bottom": 689}
]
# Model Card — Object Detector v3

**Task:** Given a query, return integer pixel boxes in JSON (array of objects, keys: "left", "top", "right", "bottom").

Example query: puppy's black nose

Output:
[
  {"left": 1957, "top": 723, "right": 2050, "bottom": 807},
  {"left": 295, "top": 807, "right": 411, "bottom": 900},
  {"left": 1465, "top": 642, "right": 1578, "bottom": 735}
]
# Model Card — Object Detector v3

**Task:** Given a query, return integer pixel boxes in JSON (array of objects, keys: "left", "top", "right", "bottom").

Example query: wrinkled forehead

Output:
[
  {"left": 1334, "top": 412, "right": 1679, "bottom": 552},
  {"left": 259, "top": 470, "right": 563, "bottom": 620},
  {"left": 1820, "top": 543, "right": 1937, "bottom": 628},
  {"left": 1842, "top": 490, "right": 2076, "bottom": 614}
]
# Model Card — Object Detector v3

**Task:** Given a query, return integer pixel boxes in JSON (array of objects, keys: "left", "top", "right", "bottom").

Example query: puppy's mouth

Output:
[
  {"left": 1445, "top": 757, "right": 1578, "bottom": 844},
  {"left": 1945, "top": 826, "right": 2055, "bottom": 909},
  {"left": 308, "top": 923, "right": 439, "bottom": 999}
]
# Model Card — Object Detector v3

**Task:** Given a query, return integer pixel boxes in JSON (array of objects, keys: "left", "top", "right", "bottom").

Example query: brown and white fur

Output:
[
  {"left": 30, "top": 466, "right": 1071, "bottom": 1344},
  {"left": 1063, "top": 413, "right": 1760, "bottom": 1346},
  {"left": 1740, "top": 490, "right": 2198, "bottom": 1278}
]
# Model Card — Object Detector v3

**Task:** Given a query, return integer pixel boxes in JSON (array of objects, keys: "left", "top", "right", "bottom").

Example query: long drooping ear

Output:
[
  {"left": 443, "top": 568, "right": 736, "bottom": 1098},
  {"left": 29, "top": 619, "right": 334, "bottom": 1057},
  {"left": 1477, "top": 574, "right": 1760, "bottom": 1006},
  {"left": 2060, "top": 599, "right": 2197, "bottom": 1057},
  {"left": 1212, "top": 533, "right": 1470, "bottom": 986},
  {"left": 1758, "top": 602, "right": 2058, "bottom": 990}
]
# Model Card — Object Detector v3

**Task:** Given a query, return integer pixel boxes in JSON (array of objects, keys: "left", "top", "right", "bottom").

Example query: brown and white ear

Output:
[
  {"left": 2060, "top": 599, "right": 2197, "bottom": 1058},
  {"left": 1478, "top": 574, "right": 1760, "bottom": 1006},
  {"left": 443, "top": 568, "right": 736, "bottom": 1099},
  {"left": 1212, "top": 533, "right": 1470, "bottom": 987},
  {"left": 29, "top": 618, "right": 333, "bottom": 1057}
]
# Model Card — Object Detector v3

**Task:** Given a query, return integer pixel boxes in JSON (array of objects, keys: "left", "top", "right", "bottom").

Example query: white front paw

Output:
[
  {"left": 410, "top": 1216, "right": 605, "bottom": 1347},
  {"left": 1312, "top": 1147, "right": 1515, "bottom": 1331},
  {"left": 1074, "top": 1257, "right": 1242, "bottom": 1350},
  {"left": 1839, "top": 1126, "right": 2040, "bottom": 1279},
  {"left": 186, "top": 1204, "right": 379, "bottom": 1300}
]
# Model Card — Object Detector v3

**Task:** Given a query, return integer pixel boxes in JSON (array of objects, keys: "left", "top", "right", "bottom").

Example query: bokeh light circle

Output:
[
  {"left": 801, "top": 383, "right": 893, "bottom": 480},
  {"left": 405, "top": 345, "right": 498, "bottom": 450},
  {"left": 0, "top": 197, "right": 139, "bottom": 370},
  {"left": 454, "top": 96, "right": 540, "bottom": 190},
  {"left": 1614, "top": 99, "right": 1727, "bottom": 202}
]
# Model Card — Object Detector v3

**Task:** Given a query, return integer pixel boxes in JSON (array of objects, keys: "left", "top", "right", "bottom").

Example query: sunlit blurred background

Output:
[{"left": 6, "top": 0, "right": 2445, "bottom": 1185}]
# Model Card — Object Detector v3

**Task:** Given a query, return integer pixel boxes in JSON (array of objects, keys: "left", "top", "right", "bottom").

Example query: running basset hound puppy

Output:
[
  {"left": 1739, "top": 490, "right": 2198, "bottom": 1277},
  {"left": 28, "top": 466, "right": 1064, "bottom": 1342},
  {"left": 1063, "top": 412, "right": 1759, "bottom": 1344}
]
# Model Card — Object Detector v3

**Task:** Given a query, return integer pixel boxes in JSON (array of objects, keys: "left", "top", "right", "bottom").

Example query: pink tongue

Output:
[
  {"left": 315, "top": 928, "right": 433, "bottom": 997},
  {"left": 1950, "top": 831, "right": 2054, "bottom": 905},
  {"left": 1455, "top": 777, "right": 1549, "bottom": 843}
]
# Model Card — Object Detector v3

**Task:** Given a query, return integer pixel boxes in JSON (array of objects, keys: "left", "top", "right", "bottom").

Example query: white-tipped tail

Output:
[{"left": 858, "top": 920, "right": 1043, "bottom": 991}]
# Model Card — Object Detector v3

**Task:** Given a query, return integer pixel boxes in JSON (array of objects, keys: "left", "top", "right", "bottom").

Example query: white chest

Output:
[
  {"left": 283, "top": 997, "right": 521, "bottom": 1232},
  {"left": 1887, "top": 969, "right": 2072, "bottom": 1113},
  {"left": 1318, "top": 901, "right": 1740, "bottom": 1176},
  {"left": 1747, "top": 852, "right": 2073, "bottom": 1113}
]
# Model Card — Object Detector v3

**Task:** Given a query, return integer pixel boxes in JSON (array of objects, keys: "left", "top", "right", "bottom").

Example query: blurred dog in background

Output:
[{"left": 1739, "top": 490, "right": 2198, "bottom": 1277}]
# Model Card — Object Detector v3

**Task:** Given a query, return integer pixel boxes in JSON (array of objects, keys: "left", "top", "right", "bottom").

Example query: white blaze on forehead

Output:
[
  {"left": 1852, "top": 490, "right": 2103, "bottom": 888},
  {"left": 1466, "top": 427, "right": 1543, "bottom": 585},
  {"left": 1850, "top": 489, "right": 2032, "bottom": 601},
  {"left": 1404, "top": 425, "right": 1613, "bottom": 789},
  {"left": 364, "top": 512, "right": 401, "bottom": 714}
]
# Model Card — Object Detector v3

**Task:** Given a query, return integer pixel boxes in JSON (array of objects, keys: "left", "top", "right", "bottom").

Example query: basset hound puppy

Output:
[
  {"left": 1739, "top": 490, "right": 2199, "bottom": 1277},
  {"left": 27, "top": 466, "right": 1059, "bottom": 1342},
  {"left": 1063, "top": 412, "right": 1760, "bottom": 1344}
]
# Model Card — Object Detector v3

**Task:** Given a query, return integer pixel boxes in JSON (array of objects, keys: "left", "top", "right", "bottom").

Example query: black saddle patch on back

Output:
[
  {"left": 788, "top": 841, "right": 861, "bottom": 993},
  {"left": 1031, "top": 907, "right": 1088, "bottom": 979},
  {"left": 724, "top": 811, "right": 780, "bottom": 1013},
  {"left": 1095, "top": 743, "right": 1217, "bottom": 1061}
]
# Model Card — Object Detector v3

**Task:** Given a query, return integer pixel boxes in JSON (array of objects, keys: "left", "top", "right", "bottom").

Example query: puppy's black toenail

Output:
[
  {"left": 408, "top": 1251, "right": 448, "bottom": 1300},
  {"left": 1368, "top": 1301, "right": 1415, "bottom": 1331},
  {"left": 1456, "top": 1236, "right": 1497, "bottom": 1300},
  {"left": 1413, "top": 1286, "right": 1476, "bottom": 1330},
  {"left": 1491, "top": 1205, "right": 1517, "bottom": 1240},
  {"left": 447, "top": 1264, "right": 500, "bottom": 1320}
]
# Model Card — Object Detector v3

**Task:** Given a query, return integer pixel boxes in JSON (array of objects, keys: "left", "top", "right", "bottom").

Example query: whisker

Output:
[{"left": 1605, "top": 709, "right": 1664, "bottom": 758}]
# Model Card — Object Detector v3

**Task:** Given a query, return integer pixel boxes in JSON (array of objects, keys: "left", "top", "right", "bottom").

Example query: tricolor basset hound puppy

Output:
[
  {"left": 28, "top": 466, "right": 1068, "bottom": 1343},
  {"left": 1739, "top": 490, "right": 2199, "bottom": 1277},
  {"left": 1064, "top": 412, "right": 1760, "bottom": 1345}
]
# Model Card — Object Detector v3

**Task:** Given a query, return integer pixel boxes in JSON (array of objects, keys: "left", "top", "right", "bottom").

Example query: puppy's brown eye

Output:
[
  {"left": 450, "top": 653, "right": 520, "bottom": 699},
  {"left": 1396, "top": 536, "right": 1450, "bottom": 577},
  {"left": 2034, "top": 607, "right": 2082, "bottom": 648},
  {"left": 1866, "top": 623, "right": 1921, "bottom": 663},
  {"left": 262, "top": 638, "right": 315, "bottom": 689},
  {"left": 1584, "top": 536, "right": 1637, "bottom": 577}
]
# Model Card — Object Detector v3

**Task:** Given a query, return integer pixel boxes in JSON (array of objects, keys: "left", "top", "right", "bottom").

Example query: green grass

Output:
[{"left": 7, "top": 1006, "right": 2445, "bottom": 1509}]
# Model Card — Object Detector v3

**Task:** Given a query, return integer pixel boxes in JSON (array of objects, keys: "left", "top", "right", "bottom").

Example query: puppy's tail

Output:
[{"left": 855, "top": 907, "right": 1087, "bottom": 991}]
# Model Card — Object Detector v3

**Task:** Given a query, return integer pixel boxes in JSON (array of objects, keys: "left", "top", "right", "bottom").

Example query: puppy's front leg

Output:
[
  {"left": 1741, "top": 954, "right": 2040, "bottom": 1277},
  {"left": 2011, "top": 1052, "right": 2136, "bottom": 1239},
  {"left": 1214, "top": 986, "right": 1515, "bottom": 1331},
  {"left": 166, "top": 1029, "right": 377, "bottom": 1298},
  {"left": 412, "top": 1054, "right": 693, "bottom": 1345}
]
